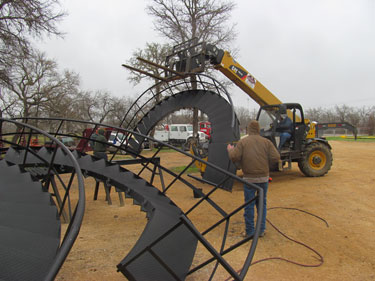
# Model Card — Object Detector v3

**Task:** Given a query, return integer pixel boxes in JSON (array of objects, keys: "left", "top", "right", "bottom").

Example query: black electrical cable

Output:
[
  {"left": 267, "top": 206, "right": 329, "bottom": 228},
  {"left": 224, "top": 207, "right": 329, "bottom": 281}
]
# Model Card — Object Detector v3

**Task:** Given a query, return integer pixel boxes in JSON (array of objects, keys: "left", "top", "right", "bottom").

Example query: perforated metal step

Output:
[{"left": 0, "top": 160, "right": 60, "bottom": 281}]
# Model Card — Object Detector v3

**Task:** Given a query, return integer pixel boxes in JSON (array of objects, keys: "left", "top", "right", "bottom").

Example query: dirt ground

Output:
[{"left": 55, "top": 140, "right": 375, "bottom": 281}]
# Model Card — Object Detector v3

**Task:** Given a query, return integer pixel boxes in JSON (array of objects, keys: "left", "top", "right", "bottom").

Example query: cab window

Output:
[
  {"left": 292, "top": 108, "right": 303, "bottom": 124},
  {"left": 258, "top": 107, "right": 278, "bottom": 131}
]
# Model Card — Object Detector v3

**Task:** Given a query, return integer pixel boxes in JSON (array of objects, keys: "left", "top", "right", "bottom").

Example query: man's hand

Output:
[{"left": 227, "top": 144, "right": 234, "bottom": 151}]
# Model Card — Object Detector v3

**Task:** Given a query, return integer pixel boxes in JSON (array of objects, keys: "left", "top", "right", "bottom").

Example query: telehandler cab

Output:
[{"left": 257, "top": 103, "right": 332, "bottom": 176}]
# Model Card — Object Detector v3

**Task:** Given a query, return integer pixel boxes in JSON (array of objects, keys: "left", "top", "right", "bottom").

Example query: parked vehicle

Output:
[
  {"left": 199, "top": 121, "right": 211, "bottom": 138},
  {"left": 77, "top": 128, "right": 128, "bottom": 154},
  {"left": 58, "top": 136, "right": 76, "bottom": 148},
  {"left": 153, "top": 124, "right": 208, "bottom": 150},
  {"left": 107, "top": 131, "right": 128, "bottom": 154}
]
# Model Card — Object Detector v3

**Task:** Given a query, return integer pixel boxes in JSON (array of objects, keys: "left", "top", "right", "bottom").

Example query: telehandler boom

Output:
[{"left": 164, "top": 38, "right": 333, "bottom": 177}]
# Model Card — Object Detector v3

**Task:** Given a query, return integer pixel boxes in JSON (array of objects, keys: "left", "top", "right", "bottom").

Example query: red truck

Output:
[{"left": 199, "top": 121, "right": 211, "bottom": 139}]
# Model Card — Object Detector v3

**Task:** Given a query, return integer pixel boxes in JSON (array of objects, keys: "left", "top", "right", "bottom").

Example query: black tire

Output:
[{"left": 298, "top": 142, "right": 332, "bottom": 177}]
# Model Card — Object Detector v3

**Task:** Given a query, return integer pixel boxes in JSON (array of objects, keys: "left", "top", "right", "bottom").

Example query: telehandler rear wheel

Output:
[{"left": 298, "top": 142, "right": 332, "bottom": 177}]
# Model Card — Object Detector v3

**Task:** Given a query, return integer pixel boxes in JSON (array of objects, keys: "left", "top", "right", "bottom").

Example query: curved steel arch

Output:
[
  {"left": 120, "top": 73, "right": 237, "bottom": 130},
  {"left": 132, "top": 89, "right": 240, "bottom": 190}
]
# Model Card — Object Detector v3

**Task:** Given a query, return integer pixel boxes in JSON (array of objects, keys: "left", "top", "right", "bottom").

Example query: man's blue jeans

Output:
[
  {"left": 279, "top": 132, "right": 291, "bottom": 149},
  {"left": 244, "top": 182, "right": 268, "bottom": 236}
]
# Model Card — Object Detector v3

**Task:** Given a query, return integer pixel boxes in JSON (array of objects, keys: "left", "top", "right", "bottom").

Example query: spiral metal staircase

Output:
[{"left": 0, "top": 75, "right": 264, "bottom": 280}]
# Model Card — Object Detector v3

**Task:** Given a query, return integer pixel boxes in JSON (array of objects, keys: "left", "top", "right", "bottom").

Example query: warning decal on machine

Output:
[
  {"left": 229, "top": 65, "right": 257, "bottom": 89},
  {"left": 246, "top": 74, "right": 257, "bottom": 89}
]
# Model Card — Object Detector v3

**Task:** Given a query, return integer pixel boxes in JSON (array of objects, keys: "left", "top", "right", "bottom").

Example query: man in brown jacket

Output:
[{"left": 227, "top": 120, "right": 280, "bottom": 237}]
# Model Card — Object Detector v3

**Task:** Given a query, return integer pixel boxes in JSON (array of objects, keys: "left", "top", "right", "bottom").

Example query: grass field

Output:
[
  {"left": 170, "top": 165, "right": 200, "bottom": 174},
  {"left": 325, "top": 135, "right": 375, "bottom": 142}
]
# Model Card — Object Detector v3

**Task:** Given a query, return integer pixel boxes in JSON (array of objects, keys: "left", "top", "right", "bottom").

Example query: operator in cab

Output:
[{"left": 276, "top": 113, "right": 293, "bottom": 150}]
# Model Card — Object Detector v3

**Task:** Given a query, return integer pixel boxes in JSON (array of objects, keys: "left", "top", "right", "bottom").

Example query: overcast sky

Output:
[{"left": 37, "top": 0, "right": 375, "bottom": 110}]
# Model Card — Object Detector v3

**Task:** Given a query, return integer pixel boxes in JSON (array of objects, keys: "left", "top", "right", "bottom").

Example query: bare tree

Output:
[
  {"left": 0, "top": 47, "right": 77, "bottom": 118},
  {"left": 127, "top": 42, "right": 171, "bottom": 86},
  {"left": 235, "top": 106, "right": 257, "bottom": 133},
  {"left": 0, "top": 87, "right": 17, "bottom": 116},
  {"left": 106, "top": 96, "right": 134, "bottom": 126},
  {"left": 368, "top": 113, "right": 375, "bottom": 136},
  {"left": 306, "top": 107, "right": 339, "bottom": 123},
  {"left": 146, "top": 0, "right": 237, "bottom": 135},
  {"left": 147, "top": 0, "right": 237, "bottom": 46},
  {"left": 43, "top": 70, "right": 81, "bottom": 118},
  {"left": 305, "top": 107, "right": 324, "bottom": 122},
  {"left": 126, "top": 42, "right": 171, "bottom": 109},
  {"left": 335, "top": 105, "right": 351, "bottom": 123},
  {"left": 94, "top": 90, "right": 117, "bottom": 123},
  {"left": 0, "top": 0, "right": 65, "bottom": 82},
  {"left": 74, "top": 90, "right": 116, "bottom": 123}
]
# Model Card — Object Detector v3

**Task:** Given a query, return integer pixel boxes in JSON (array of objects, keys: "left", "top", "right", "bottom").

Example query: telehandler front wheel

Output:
[{"left": 298, "top": 142, "right": 332, "bottom": 177}]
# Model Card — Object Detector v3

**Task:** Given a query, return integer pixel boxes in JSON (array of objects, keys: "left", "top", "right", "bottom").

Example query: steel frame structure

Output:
[{"left": 1, "top": 117, "right": 263, "bottom": 280}]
